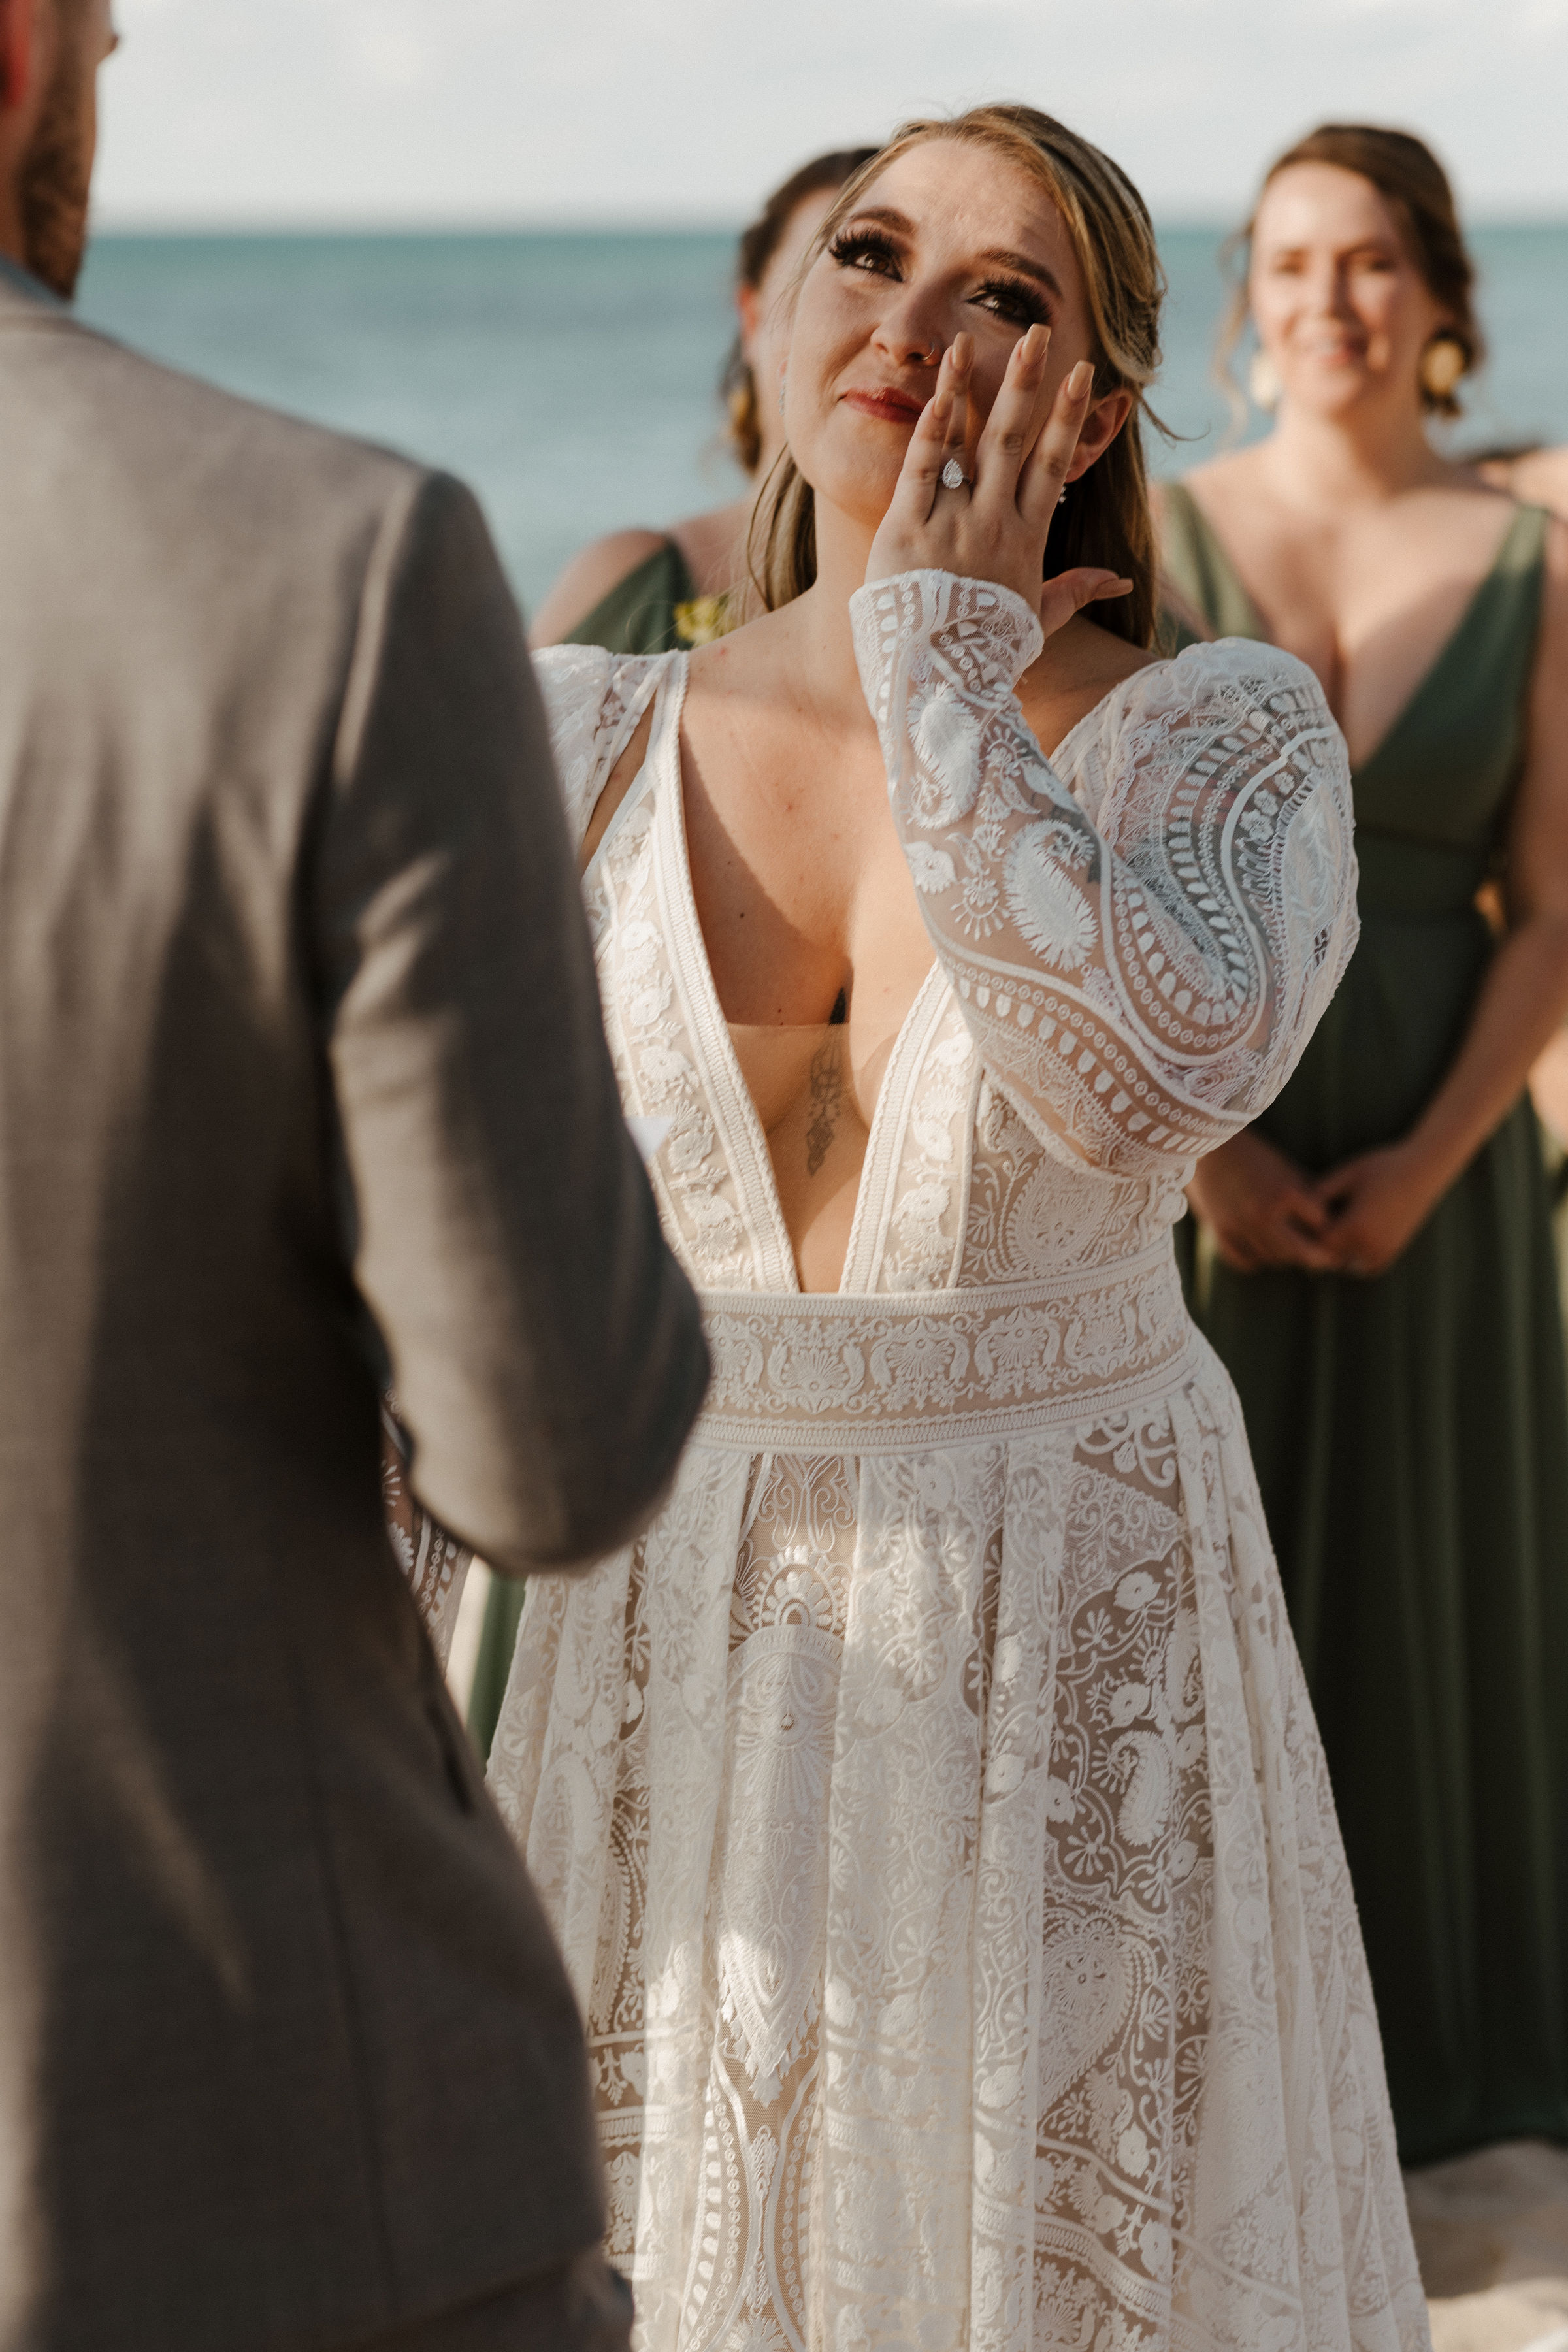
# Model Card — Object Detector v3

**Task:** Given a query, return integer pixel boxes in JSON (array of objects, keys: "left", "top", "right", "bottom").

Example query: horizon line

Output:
[{"left": 90, "top": 205, "right": 1568, "bottom": 239}]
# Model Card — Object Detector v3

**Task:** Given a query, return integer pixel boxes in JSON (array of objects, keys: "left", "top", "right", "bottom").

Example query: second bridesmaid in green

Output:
[
  {"left": 1159, "top": 123, "right": 1568, "bottom": 2165},
  {"left": 527, "top": 144, "right": 877, "bottom": 661}
]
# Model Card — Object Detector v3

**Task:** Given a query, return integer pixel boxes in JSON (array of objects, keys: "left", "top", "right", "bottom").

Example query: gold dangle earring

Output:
[{"left": 1419, "top": 335, "right": 1467, "bottom": 404}]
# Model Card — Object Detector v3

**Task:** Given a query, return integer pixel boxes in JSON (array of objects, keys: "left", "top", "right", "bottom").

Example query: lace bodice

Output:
[{"left": 536, "top": 576, "right": 1356, "bottom": 1304}]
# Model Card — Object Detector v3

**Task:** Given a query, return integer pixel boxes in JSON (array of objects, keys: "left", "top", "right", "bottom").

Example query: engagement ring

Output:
[{"left": 940, "top": 458, "right": 967, "bottom": 491}]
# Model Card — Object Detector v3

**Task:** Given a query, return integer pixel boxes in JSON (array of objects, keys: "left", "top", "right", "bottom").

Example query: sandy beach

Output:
[{"left": 1407, "top": 2143, "right": 1568, "bottom": 2351}]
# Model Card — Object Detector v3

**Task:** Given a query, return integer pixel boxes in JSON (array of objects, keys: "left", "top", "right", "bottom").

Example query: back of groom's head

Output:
[{"left": 0, "top": 0, "right": 116, "bottom": 300}]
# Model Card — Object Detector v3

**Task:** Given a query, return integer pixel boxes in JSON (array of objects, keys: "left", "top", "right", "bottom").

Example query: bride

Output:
[{"left": 486, "top": 106, "right": 1428, "bottom": 2352}]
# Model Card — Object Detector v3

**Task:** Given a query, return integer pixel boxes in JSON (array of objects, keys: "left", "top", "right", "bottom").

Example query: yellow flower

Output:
[{"left": 674, "top": 592, "right": 733, "bottom": 647}]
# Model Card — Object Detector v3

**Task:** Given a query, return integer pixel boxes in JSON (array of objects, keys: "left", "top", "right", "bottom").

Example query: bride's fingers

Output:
[
  {"left": 1038, "top": 564, "right": 1133, "bottom": 635},
  {"left": 938, "top": 336, "right": 972, "bottom": 487},
  {"left": 1020, "top": 359, "right": 1097, "bottom": 532},
  {"left": 887, "top": 344, "right": 960, "bottom": 525},
  {"left": 971, "top": 325, "right": 1053, "bottom": 508},
  {"left": 951, "top": 333, "right": 980, "bottom": 483}
]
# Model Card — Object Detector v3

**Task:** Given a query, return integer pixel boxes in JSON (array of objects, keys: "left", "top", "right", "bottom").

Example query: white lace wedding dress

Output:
[{"left": 485, "top": 574, "right": 1429, "bottom": 2352}]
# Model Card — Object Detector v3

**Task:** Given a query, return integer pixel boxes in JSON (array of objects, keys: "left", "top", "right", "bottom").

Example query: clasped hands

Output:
[
  {"left": 864, "top": 324, "right": 1131, "bottom": 630},
  {"left": 1188, "top": 1128, "right": 1447, "bottom": 1279}
]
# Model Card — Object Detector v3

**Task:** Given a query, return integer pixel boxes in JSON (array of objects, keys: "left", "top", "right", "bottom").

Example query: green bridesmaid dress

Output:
[
  {"left": 561, "top": 536, "right": 732, "bottom": 657},
  {"left": 1162, "top": 481, "right": 1568, "bottom": 2164}
]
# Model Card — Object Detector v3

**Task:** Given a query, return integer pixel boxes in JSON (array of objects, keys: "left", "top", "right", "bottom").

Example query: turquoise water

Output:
[{"left": 76, "top": 225, "right": 1568, "bottom": 619}]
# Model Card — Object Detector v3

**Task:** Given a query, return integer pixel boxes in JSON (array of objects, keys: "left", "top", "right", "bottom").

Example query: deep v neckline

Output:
[
  {"left": 638, "top": 652, "right": 945, "bottom": 1298},
  {"left": 1180, "top": 487, "right": 1532, "bottom": 778}
]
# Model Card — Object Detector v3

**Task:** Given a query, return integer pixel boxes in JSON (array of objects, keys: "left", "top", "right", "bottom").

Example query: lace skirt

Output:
[{"left": 487, "top": 1282, "right": 1428, "bottom": 2352}]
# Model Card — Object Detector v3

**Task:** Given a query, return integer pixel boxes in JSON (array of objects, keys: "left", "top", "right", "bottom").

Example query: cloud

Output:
[{"left": 347, "top": 25, "right": 430, "bottom": 94}]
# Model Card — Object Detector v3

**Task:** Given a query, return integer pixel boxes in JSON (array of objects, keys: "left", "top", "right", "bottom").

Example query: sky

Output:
[{"left": 94, "top": 0, "right": 1568, "bottom": 229}]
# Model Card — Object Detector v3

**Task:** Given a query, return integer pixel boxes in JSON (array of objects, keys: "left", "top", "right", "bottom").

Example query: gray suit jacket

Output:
[{"left": 0, "top": 255, "right": 708, "bottom": 2351}]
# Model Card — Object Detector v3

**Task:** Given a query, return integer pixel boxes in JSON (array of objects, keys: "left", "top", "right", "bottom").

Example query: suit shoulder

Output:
[{"left": 7, "top": 302, "right": 436, "bottom": 549}]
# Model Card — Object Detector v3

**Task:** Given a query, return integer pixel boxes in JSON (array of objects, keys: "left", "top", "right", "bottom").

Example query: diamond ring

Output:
[{"left": 940, "top": 458, "right": 967, "bottom": 491}]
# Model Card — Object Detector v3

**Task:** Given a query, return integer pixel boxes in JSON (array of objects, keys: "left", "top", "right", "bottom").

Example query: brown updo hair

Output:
[
  {"left": 749, "top": 105, "right": 1168, "bottom": 649},
  {"left": 721, "top": 148, "right": 880, "bottom": 474},
  {"left": 1221, "top": 123, "right": 1485, "bottom": 419}
]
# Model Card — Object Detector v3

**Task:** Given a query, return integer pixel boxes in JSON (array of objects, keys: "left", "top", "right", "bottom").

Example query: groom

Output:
[{"left": 0, "top": 3, "right": 708, "bottom": 2348}]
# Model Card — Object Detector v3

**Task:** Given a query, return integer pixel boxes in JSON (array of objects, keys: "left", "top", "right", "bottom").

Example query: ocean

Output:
[{"left": 76, "top": 224, "right": 1568, "bottom": 618}]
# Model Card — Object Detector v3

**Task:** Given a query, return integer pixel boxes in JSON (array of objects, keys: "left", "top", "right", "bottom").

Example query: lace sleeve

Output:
[
  {"left": 533, "top": 644, "right": 669, "bottom": 855},
  {"left": 849, "top": 570, "right": 1358, "bottom": 1175}
]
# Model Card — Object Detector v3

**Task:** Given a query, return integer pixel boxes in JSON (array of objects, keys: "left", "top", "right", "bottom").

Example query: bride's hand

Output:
[{"left": 864, "top": 325, "right": 1132, "bottom": 637}]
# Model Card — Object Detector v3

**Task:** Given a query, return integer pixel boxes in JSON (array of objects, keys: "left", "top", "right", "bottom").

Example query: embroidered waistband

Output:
[{"left": 693, "top": 1241, "right": 1196, "bottom": 1453}]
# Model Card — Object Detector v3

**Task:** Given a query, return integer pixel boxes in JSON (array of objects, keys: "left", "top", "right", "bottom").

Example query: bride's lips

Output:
[{"left": 840, "top": 386, "right": 928, "bottom": 425}]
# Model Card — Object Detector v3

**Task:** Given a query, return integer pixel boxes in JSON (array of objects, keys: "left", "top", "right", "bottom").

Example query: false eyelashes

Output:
[{"left": 827, "top": 226, "right": 1051, "bottom": 333}]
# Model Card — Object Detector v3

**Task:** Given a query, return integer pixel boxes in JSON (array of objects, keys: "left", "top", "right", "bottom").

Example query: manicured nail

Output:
[{"left": 1069, "top": 360, "right": 1095, "bottom": 398}]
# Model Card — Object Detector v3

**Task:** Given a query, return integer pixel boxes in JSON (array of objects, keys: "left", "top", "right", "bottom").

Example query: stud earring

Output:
[{"left": 1249, "top": 350, "right": 1282, "bottom": 412}]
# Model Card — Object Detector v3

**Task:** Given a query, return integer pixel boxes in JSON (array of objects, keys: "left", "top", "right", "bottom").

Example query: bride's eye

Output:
[
  {"left": 973, "top": 276, "right": 1051, "bottom": 329},
  {"left": 828, "top": 228, "right": 904, "bottom": 281}
]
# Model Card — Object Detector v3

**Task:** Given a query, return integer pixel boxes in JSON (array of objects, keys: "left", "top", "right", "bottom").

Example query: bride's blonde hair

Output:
[{"left": 748, "top": 104, "right": 1166, "bottom": 649}]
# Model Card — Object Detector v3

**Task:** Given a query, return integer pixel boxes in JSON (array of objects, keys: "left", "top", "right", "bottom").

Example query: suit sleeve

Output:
[{"left": 314, "top": 470, "right": 708, "bottom": 1575}]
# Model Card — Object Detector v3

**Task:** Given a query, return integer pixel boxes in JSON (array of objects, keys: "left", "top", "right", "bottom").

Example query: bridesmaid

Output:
[
  {"left": 1158, "top": 123, "right": 1568, "bottom": 2164},
  {"left": 529, "top": 146, "right": 876, "bottom": 658},
  {"left": 464, "top": 149, "right": 879, "bottom": 1763}
]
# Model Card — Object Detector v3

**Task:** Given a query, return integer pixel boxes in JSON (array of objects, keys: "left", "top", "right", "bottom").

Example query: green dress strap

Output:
[
  {"left": 1354, "top": 502, "right": 1548, "bottom": 855},
  {"left": 1158, "top": 480, "right": 1270, "bottom": 648},
  {"left": 563, "top": 537, "right": 696, "bottom": 657},
  {"left": 561, "top": 537, "right": 737, "bottom": 657}
]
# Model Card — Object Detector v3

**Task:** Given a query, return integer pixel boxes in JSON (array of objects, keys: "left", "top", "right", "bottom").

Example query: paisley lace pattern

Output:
[
  {"left": 851, "top": 573, "right": 1358, "bottom": 1178},
  {"left": 486, "top": 591, "right": 1427, "bottom": 2352}
]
